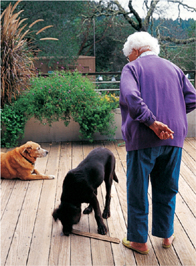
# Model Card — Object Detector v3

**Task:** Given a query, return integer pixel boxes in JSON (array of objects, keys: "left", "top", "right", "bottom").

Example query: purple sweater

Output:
[{"left": 120, "top": 55, "right": 196, "bottom": 151}]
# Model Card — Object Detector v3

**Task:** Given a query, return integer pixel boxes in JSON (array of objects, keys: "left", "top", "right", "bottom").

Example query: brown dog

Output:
[{"left": 0, "top": 141, "right": 55, "bottom": 180}]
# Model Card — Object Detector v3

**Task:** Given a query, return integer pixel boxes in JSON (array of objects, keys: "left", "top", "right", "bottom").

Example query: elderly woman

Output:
[{"left": 120, "top": 32, "right": 196, "bottom": 254}]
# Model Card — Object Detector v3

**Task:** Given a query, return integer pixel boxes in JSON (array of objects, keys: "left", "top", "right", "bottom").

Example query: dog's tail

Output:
[{"left": 113, "top": 172, "right": 119, "bottom": 183}]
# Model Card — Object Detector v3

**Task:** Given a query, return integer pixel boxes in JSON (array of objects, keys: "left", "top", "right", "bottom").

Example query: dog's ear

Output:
[
  {"left": 52, "top": 208, "right": 59, "bottom": 221},
  {"left": 20, "top": 142, "right": 32, "bottom": 155}
]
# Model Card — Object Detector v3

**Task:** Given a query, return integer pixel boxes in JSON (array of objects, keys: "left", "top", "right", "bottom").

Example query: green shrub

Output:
[
  {"left": 1, "top": 71, "right": 117, "bottom": 147},
  {"left": 1, "top": 104, "right": 28, "bottom": 148}
]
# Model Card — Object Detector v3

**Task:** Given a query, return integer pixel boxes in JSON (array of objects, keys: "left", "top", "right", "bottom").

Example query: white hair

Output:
[{"left": 123, "top": 31, "right": 160, "bottom": 57}]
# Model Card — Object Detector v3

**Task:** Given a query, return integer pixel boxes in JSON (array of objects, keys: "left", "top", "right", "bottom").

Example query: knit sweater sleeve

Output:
[{"left": 120, "top": 64, "right": 156, "bottom": 127}]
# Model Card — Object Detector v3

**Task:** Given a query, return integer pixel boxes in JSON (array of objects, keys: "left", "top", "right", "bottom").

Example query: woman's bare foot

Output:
[{"left": 131, "top": 241, "right": 149, "bottom": 252}]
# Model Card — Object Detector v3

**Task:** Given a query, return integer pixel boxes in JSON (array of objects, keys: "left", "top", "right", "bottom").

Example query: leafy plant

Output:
[
  {"left": 1, "top": 104, "right": 28, "bottom": 148},
  {"left": 102, "top": 94, "right": 119, "bottom": 110},
  {"left": 1, "top": 71, "right": 117, "bottom": 147},
  {"left": 1, "top": 0, "right": 58, "bottom": 108}
]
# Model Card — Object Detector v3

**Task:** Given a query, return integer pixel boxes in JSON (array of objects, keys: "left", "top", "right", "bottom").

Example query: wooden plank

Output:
[
  {"left": 72, "top": 229, "right": 120, "bottom": 243},
  {"left": 5, "top": 144, "right": 52, "bottom": 266},
  {"left": 175, "top": 193, "right": 196, "bottom": 247},
  {"left": 5, "top": 180, "right": 44, "bottom": 266},
  {"left": 182, "top": 149, "right": 196, "bottom": 175},
  {"left": 1, "top": 180, "right": 29, "bottom": 265},
  {"left": 180, "top": 161, "right": 196, "bottom": 193},
  {"left": 183, "top": 139, "right": 196, "bottom": 160},
  {"left": 186, "top": 137, "right": 196, "bottom": 148},
  {"left": 179, "top": 175, "right": 196, "bottom": 216},
  {"left": 49, "top": 142, "right": 72, "bottom": 266},
  {"left": 27, "top": 143, "right": 60, "bottom": 266},
  {"left": 172, "top": 215, "right": 196, "bottom": 265},
  {"left": 87, "top": 182, "right": 115, "bottom": 266},
  {"left": 1, "top": 180, "right": 16, "bottom": 219},
  {"left": 70, "top": 142, "right": 92, "bottom": 266},
  {"left": 113, "top": 141, "right": 128, "bottom": 223}
]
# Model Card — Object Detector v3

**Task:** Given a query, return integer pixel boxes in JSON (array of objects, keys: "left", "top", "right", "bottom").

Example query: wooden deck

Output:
[{"left": 1, "top": 138, "right": 196, "bottom": 266}]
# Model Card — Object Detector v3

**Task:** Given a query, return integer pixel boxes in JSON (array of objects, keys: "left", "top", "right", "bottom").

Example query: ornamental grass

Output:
[{"left": 1, "top": 0, "right": 58, "bottom": 108}]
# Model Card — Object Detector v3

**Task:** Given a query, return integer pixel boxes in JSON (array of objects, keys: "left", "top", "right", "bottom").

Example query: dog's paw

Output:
[
  {"left": 98, "top": 224, "right": 107, "bottom": 235},
  {"left": 48, "top": 175, "right": 55, "bottom": 179},
  {"left": 102, "top": 209, "right": 110, "bottom": 219},
  {"left": 83, "top": 205, "right": 93, "bottom": 214}
]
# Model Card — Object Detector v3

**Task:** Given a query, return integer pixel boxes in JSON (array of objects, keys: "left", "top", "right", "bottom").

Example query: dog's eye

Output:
[{"left": 37, "top": 147, "right": 40, "bottom": 150}]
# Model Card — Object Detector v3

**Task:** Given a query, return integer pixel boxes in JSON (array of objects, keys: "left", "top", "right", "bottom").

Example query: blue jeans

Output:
[{"left": 126, "top": 146, "right": 182, "bottom": 243}]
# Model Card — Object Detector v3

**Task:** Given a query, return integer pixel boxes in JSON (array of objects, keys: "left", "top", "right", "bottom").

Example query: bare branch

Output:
[
  {"left": 160, "top": 36, "right": 196, "bottom": 44},
  {"left": 167, "top": 0, "right": 196, "bottom": 12},
  {"left": 143, "top": 0, "right": 160, "bottom": 31},
  {"left": 127, "top": 0, "right": 143, "bottom": 30},
  {"left": 113, "top": 0, "right": 144, "bottom": 31},
  {"left": 81, "top": 0, "right": 195, "bottom": 46}
]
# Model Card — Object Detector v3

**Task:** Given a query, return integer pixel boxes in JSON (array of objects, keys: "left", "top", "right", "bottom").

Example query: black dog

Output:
[{"left": 52, "top": 147, "right": 118, "bottom": 236}]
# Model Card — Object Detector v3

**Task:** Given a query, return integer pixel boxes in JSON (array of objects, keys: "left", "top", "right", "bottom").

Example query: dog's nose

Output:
[{"left": 46, "top": 150, "right": 48, "bottom": 154}]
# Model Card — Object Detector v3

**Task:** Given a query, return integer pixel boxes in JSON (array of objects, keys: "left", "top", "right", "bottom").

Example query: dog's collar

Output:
[{"left": 20, "top": 152, "right": 34, "bottom": 165}]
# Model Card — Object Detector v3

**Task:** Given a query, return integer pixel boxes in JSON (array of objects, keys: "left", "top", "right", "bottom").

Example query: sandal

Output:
[
  {"left": 122, "top": 238, "right": 149, "bottom": 255},
  {"left": 162, "top": 234, "right": 175, "bottom": 249}
]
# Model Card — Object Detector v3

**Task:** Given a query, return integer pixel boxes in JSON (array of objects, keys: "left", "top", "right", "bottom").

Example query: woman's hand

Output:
[{"left": 149, "top": 121, "right": 174, "bottom": 140}]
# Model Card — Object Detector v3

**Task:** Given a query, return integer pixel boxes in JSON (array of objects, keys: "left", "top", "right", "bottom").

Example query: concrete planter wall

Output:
[
  {"left": 22, "top": 108, "right": 196, "bottom": 143},
  {"left": 187, "top": 109, "right": 196, "bottom": 138},
  {"left": 22, "top": 108, "right": 122, "bottom": 143}
]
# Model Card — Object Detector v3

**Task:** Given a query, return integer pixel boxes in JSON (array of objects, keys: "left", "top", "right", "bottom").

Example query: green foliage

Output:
[
  {"left": 102, "top": 94, "right": 119, "bottom": 110},
  {"left": 1, "top": 71, "right": 117, "bottom": 147},
  {"left": 1, "top": 105, "right": 28, "bottom": 148}
]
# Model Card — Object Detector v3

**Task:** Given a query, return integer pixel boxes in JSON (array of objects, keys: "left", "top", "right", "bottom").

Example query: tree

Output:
[
  {"left": 86, "top": 1, "right": 195, "bottom": 41},
  {"left": 158, "top": 19, "right": 195, "bottom": 70},
  {"left": 79, "top": 15, "right": 135, "bottom": 71},
  {"left": 83, "top": 0, "right": 196, "bottom": 70},
  {"left": 1, "top": 0, "right": 195, "bottom": 71}
]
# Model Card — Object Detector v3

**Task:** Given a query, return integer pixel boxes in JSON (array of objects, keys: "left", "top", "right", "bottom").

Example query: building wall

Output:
[{"left": 33, "top": 56, "right": 95, "bottom": 74}]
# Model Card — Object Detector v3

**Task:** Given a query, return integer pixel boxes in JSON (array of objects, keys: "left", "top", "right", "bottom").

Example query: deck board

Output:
[{"left": 1, "top": 138, "right": 196, "bottom": 266}]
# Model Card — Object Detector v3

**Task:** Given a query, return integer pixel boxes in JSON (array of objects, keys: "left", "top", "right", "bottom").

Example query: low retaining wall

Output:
[
  {"left": 22, "top": 109, "right": 122, "bottom": 143},
  {"left": 22, "top": 108, "right": 196, "bottom": 143},
  {"left": 187, "top": 109, "right": 196, "bottom": 138}
]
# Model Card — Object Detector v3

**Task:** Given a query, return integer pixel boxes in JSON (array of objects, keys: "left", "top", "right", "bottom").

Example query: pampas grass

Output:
[{"left": 1, "top": 0, "right": 58, "bottom": 108}]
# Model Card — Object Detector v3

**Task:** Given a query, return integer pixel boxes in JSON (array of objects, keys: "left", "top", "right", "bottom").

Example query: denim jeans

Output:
[{"left": 126, "top": 146, "right": 182, "bottom": 243}]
